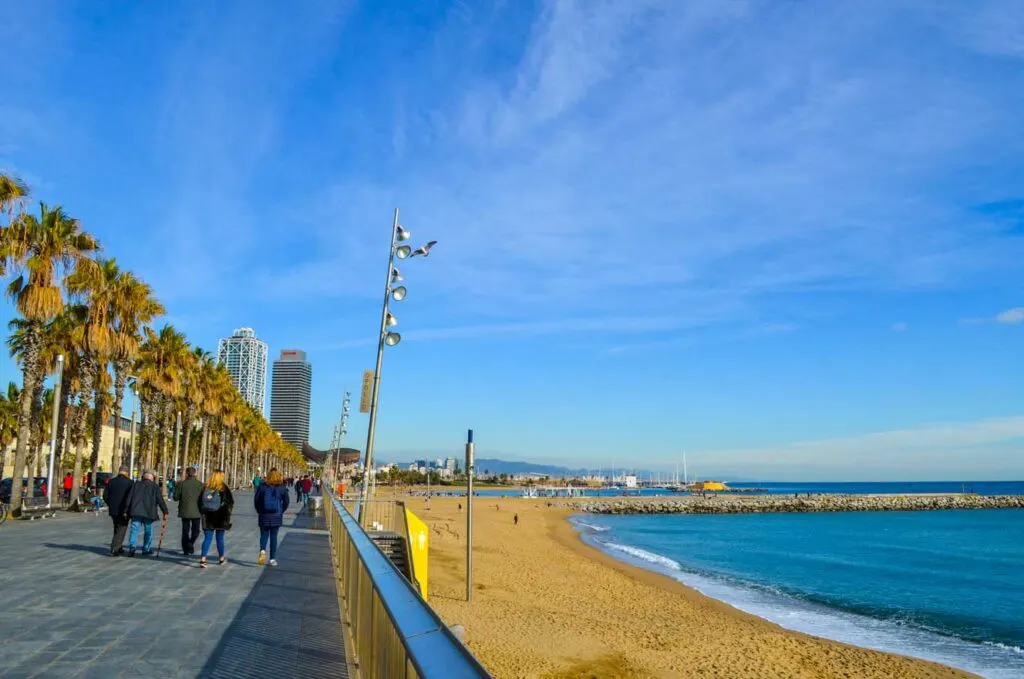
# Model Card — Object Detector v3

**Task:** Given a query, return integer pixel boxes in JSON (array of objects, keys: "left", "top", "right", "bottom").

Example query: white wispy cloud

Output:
[
  {"left": 892, "top": 322, "right": 909, "bottom": 332},
  {"left": 687, "top": 415, "right": 1024, "bottom": 477},
  {"left": 307, "top": 314, "right": 719, "bottom": 353},
  {"left": 960, "top": 307, "right": 1024, "bottom": 325},
  {"left": 263, "top": 0, "right": 1024, "bottom": 339},
  {"left": 996, "top": 307, "right": 1024, "bottom": 324}
]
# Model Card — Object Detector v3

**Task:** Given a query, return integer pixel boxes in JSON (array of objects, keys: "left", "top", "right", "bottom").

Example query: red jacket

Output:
[
  {"left": 301, "top": 478, "right": 312, "bottom": 493},
  {"left": 63, "top": 475, "right": 74, "bottom": 490}
]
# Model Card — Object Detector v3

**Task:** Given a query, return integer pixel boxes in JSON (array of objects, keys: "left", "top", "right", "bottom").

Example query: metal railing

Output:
[{"left": 326, "top": 494, "right": 491, "bottom": 679}]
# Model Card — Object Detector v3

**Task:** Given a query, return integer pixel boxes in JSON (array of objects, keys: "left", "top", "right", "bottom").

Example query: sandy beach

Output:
[{"left": 409, "top": 496, "right": 977, "bottom": 679}]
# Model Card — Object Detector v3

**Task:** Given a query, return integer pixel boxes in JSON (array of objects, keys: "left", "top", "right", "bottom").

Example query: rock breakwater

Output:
[{"left": 573, "top": 494, "right": 1024, "bottom": 515}]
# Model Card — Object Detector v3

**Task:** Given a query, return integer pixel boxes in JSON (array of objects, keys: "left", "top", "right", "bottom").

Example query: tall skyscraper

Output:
[
  {"left": 270, "top": 349, "right": 312, "bottom": 449},
  {"left": 216, "top": 327, "right": 268, "bottom": 413}
]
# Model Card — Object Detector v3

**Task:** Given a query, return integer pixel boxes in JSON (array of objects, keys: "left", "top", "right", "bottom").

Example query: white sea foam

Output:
[
  {"left": 583, "top": 534, "right": 1024, "bottom": 679},
  {"left": 574, "top": 520, "right": 611, "bottom": 532},
  {"left": 602, "top": 542, "right": 682, "bottom": 571}
]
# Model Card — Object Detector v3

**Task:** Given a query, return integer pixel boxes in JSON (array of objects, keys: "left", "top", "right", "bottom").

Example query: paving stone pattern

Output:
[{"left": 0, "top": 491, "right": 350, "bottom": 679}]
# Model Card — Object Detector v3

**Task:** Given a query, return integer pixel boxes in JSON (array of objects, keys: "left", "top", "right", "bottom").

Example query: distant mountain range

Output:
[{"left": 386, "top": 456, "right": 747, "bottom": 481}]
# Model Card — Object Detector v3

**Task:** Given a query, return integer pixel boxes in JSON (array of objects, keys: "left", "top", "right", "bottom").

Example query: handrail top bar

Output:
[{"left": 333, "top": 497, "right": 491, "bottom": 678}]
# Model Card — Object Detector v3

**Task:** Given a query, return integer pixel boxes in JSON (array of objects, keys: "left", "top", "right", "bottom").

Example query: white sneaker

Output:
[
  {"left": 269, "top": 559, "right": 278, "bottom": 567},
  {"left": 257, "top": 550, "right": 267, "bottom": 565}
]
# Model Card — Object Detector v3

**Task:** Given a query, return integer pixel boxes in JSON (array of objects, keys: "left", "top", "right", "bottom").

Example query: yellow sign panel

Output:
[
  {"left": 359, "top": 370, "right": 373, "bottom": 413},
  {"left": 405, "top": 507, "right": 429, "bottom": 600}
]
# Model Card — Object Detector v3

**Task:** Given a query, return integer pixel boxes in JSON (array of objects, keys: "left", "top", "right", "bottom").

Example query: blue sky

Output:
[{"left": 2, "top": 0, "right": 1022, "bottom": 480}]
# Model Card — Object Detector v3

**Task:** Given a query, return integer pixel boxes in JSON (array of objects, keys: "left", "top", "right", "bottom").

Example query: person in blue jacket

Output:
[{"left": 254, "top": 468, "right": 290, "bottom": 566}]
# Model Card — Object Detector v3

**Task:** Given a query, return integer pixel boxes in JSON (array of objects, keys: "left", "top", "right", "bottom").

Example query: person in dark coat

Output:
[
  {"left": 102, "top": 466, "right": 134, "bottom": 556},
  {"left": 125, "top": 470, "right": 169, "bottom": 556},
  {"left": 199, "top": 469, "right": 234, "bottom": 568},
  {"left": 254, "top": 468, "right": 290, "bottom": 566},
  {"left": 174, "top": 467, "right": 204, "bottom": 556}
]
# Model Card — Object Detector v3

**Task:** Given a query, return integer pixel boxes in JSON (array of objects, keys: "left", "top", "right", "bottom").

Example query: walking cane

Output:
[{"left": 155, "top": 514, "right": 168, "bottom": 557}]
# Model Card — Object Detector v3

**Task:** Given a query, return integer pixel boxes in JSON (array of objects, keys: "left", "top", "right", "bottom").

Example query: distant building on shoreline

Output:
[
  {"left": 217, "top": 327, "right": 268, "bottom": 414},
  {"left": 270, "top": 349, "right": 312, "bottom": 449}
]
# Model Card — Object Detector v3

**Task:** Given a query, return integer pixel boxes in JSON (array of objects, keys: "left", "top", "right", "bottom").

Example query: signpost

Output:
[
  {"left": 359, "top": 370, "right": 373, "bottom": 414},
  {"left": 466, "top": 429, "right": 474, "bottom": 602}
]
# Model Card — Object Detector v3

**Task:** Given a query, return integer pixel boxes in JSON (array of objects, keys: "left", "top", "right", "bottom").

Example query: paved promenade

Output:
[{"left": 0, "top": 491, "right": 350, "bottom": 679}]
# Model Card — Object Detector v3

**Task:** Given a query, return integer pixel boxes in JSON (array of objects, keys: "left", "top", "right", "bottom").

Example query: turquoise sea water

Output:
[{"left": 573, "top": 509, "right": 1024, "bottom": 678}]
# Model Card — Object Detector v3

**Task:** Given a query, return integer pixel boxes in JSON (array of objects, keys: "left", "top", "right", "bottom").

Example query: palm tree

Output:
[
  {"left": 2, "top": 203, "right": 98, "bottom": 511},
  {"left": 66, "top": 257, "right": 123, "bottom": 482},
  {"left": 0, "top": 382, "right": 21, "bottom": 480},
  {"left": 109, "top": 272, "right": 163, "bottom": 470},
  {"left": 0, "top": 174, "right": 28, "bottom": 277},
  {"left": 135, "top": 325, "right": 188, "bottom": 477},
  {"left": 177, "top": 347, "right": 209, "bottom": 473}
]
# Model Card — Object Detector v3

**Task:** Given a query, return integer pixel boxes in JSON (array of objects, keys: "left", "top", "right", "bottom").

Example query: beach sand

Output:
[{"left": 410, "top": 496, "right": 977, "bottom": 679}]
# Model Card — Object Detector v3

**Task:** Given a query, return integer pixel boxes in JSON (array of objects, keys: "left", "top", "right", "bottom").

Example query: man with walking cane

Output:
[
  {"left": 174, "top": 467, "right": 204, "bottom": 557},
  {"left": 125, "top": 470, "right": 168, "bottom": 557}
]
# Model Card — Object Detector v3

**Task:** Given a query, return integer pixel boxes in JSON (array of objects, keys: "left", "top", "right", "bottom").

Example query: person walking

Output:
[
  {"left": 103, "top": 466, "right": 134, "bottom": 556},
  {"left": 62, "top": 472, "right": 74, "bottom": 505},
  {"left": 300, "top": 475, "right": 313, "bottom": 505},
  {"left": 125, "top": 471, "right": 168, "bottom": 557},
  {"left": 294, "top": 476, "right": 303, "bottom": 504},
  {"left": 174, "top": 467, "right": 204, "bottom": 557},
  {"left": 252, "top": 473, "right": 262, "bottom": 490},
  {"left": 199, "top": 469, "right": 234, "bottom": 569},
  {"left": 254, "top": 468, "right": 290, "bottom": 567}
]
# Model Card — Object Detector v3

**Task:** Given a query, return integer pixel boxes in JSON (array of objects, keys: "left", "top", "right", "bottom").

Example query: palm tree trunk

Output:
[
  {"left": 10, "top": 326, "right": 42, "bottom": 512},
  {"left": 199, "top": 420, "right": 209, "bottom": 480},
  {"left": 71, "top": 436, "right": 86, "bottom": 508},
  {"left": 56, "top": 378, "right": 72, "bottom": 467},
  {"left": 109, "top": 362, "right": 128, "bottom": 473},
  {"left": 28, "top": 380, "right": 44, "bottom": 480},
  {"left": 181, "top": 407, "right": 193, "bottom": 471},
  {"left": 90, "top": 360, "right": 105, "bottom": 481}
]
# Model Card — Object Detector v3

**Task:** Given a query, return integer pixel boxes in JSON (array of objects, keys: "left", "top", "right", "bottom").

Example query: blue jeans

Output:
[
  {"left": 259, "top": 526, "right": 279, "bottom": 559},
  {"left": 201, "top": 529, "right": 225, "bottom": 558},
  {"left": 128, "top": 519, "right": 154, "bottom": 552}
]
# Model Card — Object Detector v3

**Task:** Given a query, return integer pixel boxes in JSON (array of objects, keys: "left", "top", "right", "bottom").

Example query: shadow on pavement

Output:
[
  {"left": 42, "top": 542, "right": 111, "bottom": 556},
  {"left": 197, "top": 531, "right": 350, "bottom": 679}
]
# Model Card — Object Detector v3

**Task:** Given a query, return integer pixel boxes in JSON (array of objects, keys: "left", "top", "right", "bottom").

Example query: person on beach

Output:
[
  {"left": 125, "top": 471, "right": 168, "bottom": 557},
  {"left": 254, "top": 468, "right": 289, "bottom": 567},
  {"left": 103, "top": 466, "right": 134, "bottom": 556},
  {"left": 514, "top": 513, "right": 519, "bottom": 526},
  {"left": 174, "top": 467, "right": 204, "bottom": 556},
  {"left": 199, "top": 470, "right": 234, "bottom": 568}
]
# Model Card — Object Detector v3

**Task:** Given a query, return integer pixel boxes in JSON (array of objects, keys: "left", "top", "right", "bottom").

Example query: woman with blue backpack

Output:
[
  {"left": 199, "top": 469, "right": 234, "bottom": 569},
  {"left": 254, "top": 468, "right": 290, "bottom": 566}
]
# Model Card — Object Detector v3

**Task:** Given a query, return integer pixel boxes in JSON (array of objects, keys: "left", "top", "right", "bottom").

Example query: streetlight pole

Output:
[
  {"left": 128, "top": 377, "right": 139, "bottom": 479},
  {"left": 333, "top": 391, "right": 350, "bottom": 489},
  {"left": 359, "top": 209, "right": 401, "bottom": 523},
  {"left": 356, "top": 208, "right": 434, "bottom": 525},
  {"left": 45, "top": 355, "right": 64, "bottom": 508},
  {"left": 466, "top": 428, "right": 475, "bottom": 601},
  {"left": 172, "top": 411, "right": 181, "bottom": 485}
]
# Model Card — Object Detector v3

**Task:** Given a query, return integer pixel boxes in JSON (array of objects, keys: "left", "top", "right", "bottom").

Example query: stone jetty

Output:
[{"left": 572, "top": 493, "right": 1024, "bottom": 515}]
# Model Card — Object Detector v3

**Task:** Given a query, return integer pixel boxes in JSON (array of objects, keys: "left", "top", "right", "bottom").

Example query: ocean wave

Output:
[
  {"left": 583, "top": 535, "right": 1024, "bottom": 679},
  {"left": 602, "top": 542, "right": 682, "bottom": 571},
  {"left": 575, "top": 521, "right": 611, "bottom": 532}
]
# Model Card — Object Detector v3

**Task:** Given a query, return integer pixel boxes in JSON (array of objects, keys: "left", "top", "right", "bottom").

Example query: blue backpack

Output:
[
  {"left": 262, "top": 486, "right": 281, "bottom": 513},
  {"left": 201, "top": 489, "right": 222, "bottom": 512}
]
